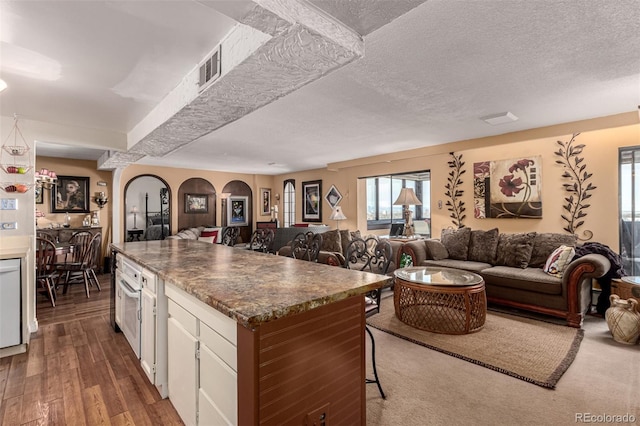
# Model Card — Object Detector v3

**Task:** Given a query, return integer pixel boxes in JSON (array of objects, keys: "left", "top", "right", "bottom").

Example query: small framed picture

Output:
[
  {"left": 35, "top": 187, "right": 43, "bottom": 204},
  {"left": 185, "top": 193, "right": 208, "bottom": 213},
  {"left": 325, "top": 184, "right": 342, "bottom": 209},
  {"left": 51, "top": 176, "right": 90, "bottom": 213},
  {"left": 302, "top": 180, "right": 322, "bottom": 222},
  {"left": 228, "top": 196, "right": 249, "bottom": 226},
  {"left": 260, "top": 188, "right": 271, "bottom": 216}
]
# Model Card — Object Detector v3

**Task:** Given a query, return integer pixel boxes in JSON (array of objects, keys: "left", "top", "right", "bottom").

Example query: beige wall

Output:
[
  {"left": 273, "top": 113, "right": 640, "bottom": 252},
  {"left": 117, "top": 164, "right": 274, "bottom": 239},
  {"left": 35, "top": 112, "right": 640, "bottom": 255}
]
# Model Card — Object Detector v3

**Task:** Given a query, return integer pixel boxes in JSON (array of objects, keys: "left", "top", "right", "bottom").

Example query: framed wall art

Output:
[
  {"left": 260, "top": 188, "right": 271, "bottom": 216},
  {"left": 302, "top": 180, "right": 322, "bottom": 222},
  {"left": 228, "top": 195, "right": 249, "bottom": 226},
  {"left": 185, "top": 193, "right": 208, "bottom": 213},
  {"left": 51, "top": 175, "right": 90, "bottom": 213},
  {"left": 325, "top": 184, "right": 342, "bottom": 209}
]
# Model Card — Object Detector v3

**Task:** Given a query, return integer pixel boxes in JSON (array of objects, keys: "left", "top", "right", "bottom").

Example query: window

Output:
[
  {"left": 363, "top": 171, "right": 430, "bottom": 234},
  {"left": 619, "top": 147, "right": 640, "bottom": 274},
  {"left": 283, "top": 179, "right": 295, "bottom": 228}
]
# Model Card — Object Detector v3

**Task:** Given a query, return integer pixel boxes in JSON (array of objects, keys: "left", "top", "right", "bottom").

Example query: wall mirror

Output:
[{"left": 124, "top": 175, "right": 171, "bottom": 241}]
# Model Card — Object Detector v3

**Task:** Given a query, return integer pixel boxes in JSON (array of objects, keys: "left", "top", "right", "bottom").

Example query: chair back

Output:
[
  {"left": 68, "top": 231, "right": 94, "bottom": 264},
  {"left": 86, "top": 233, "right": 102, "bottom": 270},
  {"left": 249, "top": 229, "right": 275, "bottom": 253},
  {"left": 35, "top": 237, "right": 57, "bottom": 278},
  {"left": 291, "top": 232, "right": 322, "bottom": 262},
  {"left": 222, "top": 227, "right": 240, "bottom": 246},
  {"left": 345, "top": 237, "right": 392, "bottom": 275}
]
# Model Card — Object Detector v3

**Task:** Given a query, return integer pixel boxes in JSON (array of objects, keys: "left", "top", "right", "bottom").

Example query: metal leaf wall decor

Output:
[
  {"left": 553, "top": 133, "right": 596, "bottom": 240},
  {"left": 445, "top": 151, "right": 466, "bottom": 228}
]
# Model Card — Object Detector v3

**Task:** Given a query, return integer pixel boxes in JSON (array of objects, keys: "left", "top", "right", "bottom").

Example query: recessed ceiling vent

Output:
[
  {"left": 481, "top": 111, "right": 518, "bottom": 125},
  {"left": 198, "top": 45, "right": 221, "bottom": 92}
]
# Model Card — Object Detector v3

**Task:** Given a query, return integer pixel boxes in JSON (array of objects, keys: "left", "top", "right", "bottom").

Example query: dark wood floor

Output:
[{"left": 0, "top": 275, "right": 184, "bottom": 425}]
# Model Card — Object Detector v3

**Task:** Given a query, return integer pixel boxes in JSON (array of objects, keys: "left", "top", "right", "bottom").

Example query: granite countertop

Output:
[{"left": 111, "top": 239, "right": 391, "bottom": 329}]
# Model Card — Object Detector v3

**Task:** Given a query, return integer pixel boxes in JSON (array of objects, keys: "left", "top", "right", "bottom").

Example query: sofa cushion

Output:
[
  {"left": 441, "top": 227, "right": 471, "bottom": 260},
  {"left": 321, "top": 229, "right": 342, "bottom": 253},
  {"left": 423, "top": 259, "right": 492, "bottom": 273},
  {"left": 424, "top": 239, "right": 449, "bottom": 261},
  {"left": 480, "top": 266, "right": 562, "bottom": 295},
  {"left": 495, "top": 232, "right": 536, "bottom": 269},
  {"left": 543, "top": 245, "right": 576, "bottom": 277},
  {"left": 468, "top": 228, "right": 499, "bottom": 264},
  {"left": 529, "top": 233, "right": 578, "bottom": 268}
]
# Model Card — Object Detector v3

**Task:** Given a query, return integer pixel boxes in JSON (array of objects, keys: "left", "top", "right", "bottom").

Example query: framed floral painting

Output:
[{"left": 474, "top": 156, "right": 542, "bottom": 219}]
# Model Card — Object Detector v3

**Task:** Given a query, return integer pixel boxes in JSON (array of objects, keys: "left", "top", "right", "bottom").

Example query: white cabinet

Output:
[
  {"left": 168, "top": 313, "right": 198, "bottom": 426},
  {"left": 140, "top": 286, "right": 156, "bottom": 384},
  {"left": 166, "top": 284, "right": 238, "bottom": 426}
]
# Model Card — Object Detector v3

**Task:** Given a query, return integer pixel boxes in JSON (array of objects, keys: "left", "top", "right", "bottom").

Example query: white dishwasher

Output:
[{"left": 0, "top": 258, "right": 21, "bottom": 348}]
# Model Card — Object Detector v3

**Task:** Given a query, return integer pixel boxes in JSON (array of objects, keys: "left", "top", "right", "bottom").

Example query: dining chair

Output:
[
  {"left": 35, "top": 237, "right": 58, "bottom": 307},
  {"left": 221, "top": 227, "right": 240, "bottom": 246},
  {"left": 55, "top": 231, "right": 101, "bottom": 297},
  {"left": 291, "top": 232, "right": 322, "bottom": 262},
  {"left": 344, "top": 237, "right": 392, "bottom": 399},
  {"left": 247, "top": 228, "right": 275, "bottom": 253}
]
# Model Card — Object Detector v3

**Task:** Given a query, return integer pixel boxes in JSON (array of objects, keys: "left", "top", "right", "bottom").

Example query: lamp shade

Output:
[
  {"left": 130, "top": 206, "right": 139, "bottom": 214},
  {"left": 329, "top": 206, "right": 347, "bottom": 221},
  {"left": 393, "top": 187, "right": 422, "bottom": 206}
]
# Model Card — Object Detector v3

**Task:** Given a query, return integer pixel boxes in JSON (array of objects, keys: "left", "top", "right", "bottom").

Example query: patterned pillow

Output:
[
  {"left": 321, "top": 229, "right": 342, "bottom": 253},
  {"left": 468, "top": 228, "right": 499, "bottom": 264},
  {"left": 339, "top": 230, "right": 352, "bottom": 255},
  {"left": 543, "top": 245, "right": 576, "bottom": 276},
  {"left": 198, "top": 236, "right": 216, "bottom": 244},
  {"left": 441, "top": 227, "right": 471, "bottom": 260},
  {"left": 495, "top": 232, "right": 536, "bottom": 268}
]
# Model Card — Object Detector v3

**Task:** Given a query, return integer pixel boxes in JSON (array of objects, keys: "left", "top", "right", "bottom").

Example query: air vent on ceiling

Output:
[{"left": 198, "top": 45, "right": 221, "bottom": 92}]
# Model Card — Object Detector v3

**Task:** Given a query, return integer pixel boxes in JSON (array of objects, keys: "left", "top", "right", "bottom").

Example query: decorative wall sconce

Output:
[{"left": 94, "top": 191, "right": 108, "bottom": 208}]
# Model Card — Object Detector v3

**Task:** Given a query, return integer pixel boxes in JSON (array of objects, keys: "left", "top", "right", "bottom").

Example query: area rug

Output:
[{"left": 366, "top": 300, "right": 584, "bottom": 389}]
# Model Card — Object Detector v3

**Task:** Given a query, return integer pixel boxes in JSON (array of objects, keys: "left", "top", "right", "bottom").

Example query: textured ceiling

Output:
[{"left": 2, "top": 1, "right": 639, "bottom": 174}]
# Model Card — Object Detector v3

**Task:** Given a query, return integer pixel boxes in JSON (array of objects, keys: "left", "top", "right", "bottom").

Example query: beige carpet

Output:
[{"left": 366, "top": 300, "right": 583, "bottom": 388}]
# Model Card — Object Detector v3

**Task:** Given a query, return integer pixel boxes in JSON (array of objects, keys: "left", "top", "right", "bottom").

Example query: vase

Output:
[{"left": 605, "top": 295, "right": 640, "bottom": 345}]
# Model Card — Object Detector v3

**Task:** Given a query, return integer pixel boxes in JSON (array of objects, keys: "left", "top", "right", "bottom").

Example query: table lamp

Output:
[
  {"left": 131, "top": 206, "right": 139, "bottom": 229},
  {"left": 329, "top": 206, "right": 347, "bottom": 229},
  {"left": 393, "top": 188, "right": 422, "bottom": 237}
]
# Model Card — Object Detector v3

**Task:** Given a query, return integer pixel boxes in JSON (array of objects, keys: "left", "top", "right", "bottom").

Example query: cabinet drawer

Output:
[
  {"left": 168, "top": 299, "right": 197, "bottom": 337},
  {"left": 141, "top": 268, "right": 156, "bottom": 294},
  {"left": 200, "top": 322, "right": 237, "bottom": 371}
]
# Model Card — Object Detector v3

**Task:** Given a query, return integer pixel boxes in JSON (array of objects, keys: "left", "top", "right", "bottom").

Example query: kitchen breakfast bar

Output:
[{"left": 110, "top": 239, "right": 390, "bottom": 425}]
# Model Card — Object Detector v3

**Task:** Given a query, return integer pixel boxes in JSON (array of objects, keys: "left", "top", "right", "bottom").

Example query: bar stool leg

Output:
[{"left": 365, "top": 325, "right": 386, "bottom": 399}]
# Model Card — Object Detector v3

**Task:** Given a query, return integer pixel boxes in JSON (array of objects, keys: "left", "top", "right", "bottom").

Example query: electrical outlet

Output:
[
  {"left": 1, "top": 222, "right": 18, "bottom": 230},
  {"left": 0, "top": 198, "right": 18, "bottom": 210}
]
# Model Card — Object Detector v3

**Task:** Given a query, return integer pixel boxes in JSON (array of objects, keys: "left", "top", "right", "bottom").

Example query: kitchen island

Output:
[{"left": 111, "top": 239, "right": 390, "bottom": 425}]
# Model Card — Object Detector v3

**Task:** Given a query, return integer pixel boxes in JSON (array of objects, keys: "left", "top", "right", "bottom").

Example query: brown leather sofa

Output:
[{"left": 401, "top": 229, "right": 611, "bottom": 327}]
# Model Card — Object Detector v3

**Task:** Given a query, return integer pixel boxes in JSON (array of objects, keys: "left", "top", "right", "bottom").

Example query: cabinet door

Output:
[
  {"left": 199, "top": 343, "right": 237, "bottom": 425},
  {"left": 114, "top": 273, "right": 123, "bottom": 327},
  {"left": 168, "top": 317, "right": 198, "bottom": 426},
  {"left": 141, "top": 287, "right": 156, "bottom": 384}
]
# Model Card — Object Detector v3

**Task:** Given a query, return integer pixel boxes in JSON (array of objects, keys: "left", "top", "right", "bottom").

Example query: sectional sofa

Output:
[{"left": 401, "top": 228, "right": 611, "bottom": 327}]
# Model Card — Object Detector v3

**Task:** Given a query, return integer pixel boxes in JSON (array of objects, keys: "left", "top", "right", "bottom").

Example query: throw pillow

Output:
[
  {"left": 495, "top": 232, "right": 536, "bottom": 269},
  {"left": 468, "top": 228, "right": 499, "bottom": 264},
  {"left": 200, "top": 230, "right": 219, "bottom": 243},
  {"left": 198, "top": 236, "right": 215, "bottom": 244},
  {"left": 441, "top": 227, "right": 471, "bottom": 260},
  {"left": 529, "top": 233, "right": 578, "bottom": 268},
  {"left": 321, "top": 229, "right": 342, "bottom": 253},
  {"left": 424, "top": 240, "right": 449, "bottom": 260},
  {"left": 543, "top": 245, "right": 576, "bottom": 276}
]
